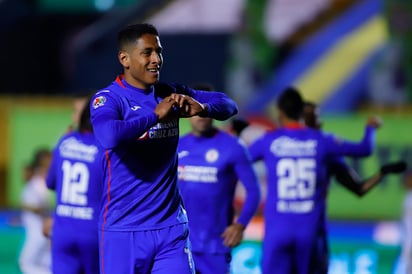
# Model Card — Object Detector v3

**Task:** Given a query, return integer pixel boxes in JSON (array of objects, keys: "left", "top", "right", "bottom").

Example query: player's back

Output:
[
  {"left": 261, "top": 128, "right": 328, "bottom": 221},
  {"left": 250, "top": 124, "right": 374, "bottom": 224},
  {"left": 47, "top": 130, "right": 104, "bottom": 232}
]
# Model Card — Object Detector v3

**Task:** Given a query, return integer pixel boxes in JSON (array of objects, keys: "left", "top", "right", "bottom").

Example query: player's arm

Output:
[
  {"left": 325, "top": 115, "right": 382, "bottom": 158},
  {"left": 21, "top": 203, "right": 49, "bottom": 216},
  {"left": 331, "top": 159, "right": 407, "bottom": 197},
  {"left": 90, "top": 92, "right": 175, "bottom": 148},
  {"left": 221, "top": 141, "right": 261, "bottom": 248},
  {"left": 248, "top": 136, "right": 265, "bottom": 163},
  {"left": 173, "top": 84, "right": 239, "bottom": 120}
]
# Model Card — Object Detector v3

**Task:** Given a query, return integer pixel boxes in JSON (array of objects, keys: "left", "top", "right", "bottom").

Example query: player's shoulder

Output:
[{"left": 91, "top": 87, "right": 119, "bottom": 110}]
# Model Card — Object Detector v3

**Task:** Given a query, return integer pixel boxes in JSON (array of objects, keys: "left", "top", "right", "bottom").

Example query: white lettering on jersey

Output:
[
  {"left": 56, "top": 204, "right": 94, "bottom": 220},
  {"left": 271, "top": 137, "right": 317, "bottom": 156},
  {"left": 178, "top": 165, "right": 218, "bottom": 183},
  {"left": 59, "top": 137, "right": 98, "bottom": 162},
  {"left": 275, "top": 158, "right": 317, "bottom": 214}
]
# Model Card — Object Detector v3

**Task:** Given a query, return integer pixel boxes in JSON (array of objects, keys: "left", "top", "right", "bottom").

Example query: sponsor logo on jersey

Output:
[
  {"left": 178, "top": 165, "right": 218, "bottom": 183},
  {"left": 59, "top": 137, "right": 99, "bottom": 162},
  {"left": 270, "top": 136, "right": 317, "bottom": 156},
  {"left": 93, "top": 96, "right": 106, "bottom": 109},
  {"left": 131, "top": 105, "right": 141, "bottom": 111},
  {"left": 137, "top": 120, "right": 179, "bottom": 140}
]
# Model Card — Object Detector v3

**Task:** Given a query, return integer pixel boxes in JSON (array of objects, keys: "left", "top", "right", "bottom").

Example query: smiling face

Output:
[{"left": 118, "top": 33, "right": 163, "bottom": 89}]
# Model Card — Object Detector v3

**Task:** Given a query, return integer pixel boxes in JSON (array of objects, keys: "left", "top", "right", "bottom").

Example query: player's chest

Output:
[{"left": 120, "top": 94, "right": 159, "bottom": 119}]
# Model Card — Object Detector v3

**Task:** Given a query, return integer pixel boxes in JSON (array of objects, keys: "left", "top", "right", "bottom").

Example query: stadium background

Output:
[{"left": 0, "top": 0, "right": 411, "bottom": 273}]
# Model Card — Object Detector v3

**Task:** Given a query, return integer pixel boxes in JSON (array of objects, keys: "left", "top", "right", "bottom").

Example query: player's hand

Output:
[
  {"left": 380, "top": 161, "right": 407, "bottom": 175},
  {"left": 154, "top": 95, "right": 178, "bottom": 121},
  {"left": 42, "top": 217, "right": 53, "bottom": 238},
  {"left": 170, "top": 93, "right": 207, "bottom": 118},
  {"left": 366, "top": 115, "right": 382, "bottom": 129},
  {"left": 221, "top": 223, "right": 244, "bottom": 248}
]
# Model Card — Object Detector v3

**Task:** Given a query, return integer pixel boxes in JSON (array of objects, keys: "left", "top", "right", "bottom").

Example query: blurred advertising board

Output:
[{"left": 231, "top": 218, "right": 402, "bottom": 274}]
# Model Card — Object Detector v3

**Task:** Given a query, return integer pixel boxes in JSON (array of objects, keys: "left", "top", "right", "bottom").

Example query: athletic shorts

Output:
[{"left": 99, "top": 223, "right": 195, "bottom": 274}]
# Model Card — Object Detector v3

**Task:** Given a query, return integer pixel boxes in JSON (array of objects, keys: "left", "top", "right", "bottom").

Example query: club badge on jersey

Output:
[{"left": 93, "top": 96, "right": 106, "bottom": 109}]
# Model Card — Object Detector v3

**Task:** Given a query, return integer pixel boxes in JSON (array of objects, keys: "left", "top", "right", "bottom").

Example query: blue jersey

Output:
[
  {"left": 177, "top": 130, "right": 260, "bottom": 254},
  {"left": 46, "top": 130, "right": 104, "bottom": 274},
  {"left": 249, "top": 124, "right": 374, "bottom": 224},
  {"left": 248, "top": 123, "right": 375, "bottom": 274},
  {"left": 46, "top": 130, "right": 104, "bottom": 232},
  {"left": 90, "top": 76, "right": 238, "bottom": 231}
]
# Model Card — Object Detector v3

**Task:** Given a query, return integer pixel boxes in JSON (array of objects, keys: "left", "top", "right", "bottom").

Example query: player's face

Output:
[
  {"left": 303, "top": 105, "right": 322, "bottom": 129},
  {"left": 189, "top": 116, "right": 213, "bottom": 136},
  {"left": 120, "top": 33, "right": 163, "bottom": 89},
  {"left": 72, "top": 97, "right": 88, "bottom": 127}
]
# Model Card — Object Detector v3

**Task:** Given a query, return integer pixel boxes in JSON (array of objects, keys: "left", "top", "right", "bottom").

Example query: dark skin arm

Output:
[
  {"left": 332, "top": 164, "right": 383, "bottom": 197},
  {"left": 331, "top": 161, "right": 407, "bottom": 197},
  {"left": 221, "top": 223, "right": 245, "bottom": 248}
]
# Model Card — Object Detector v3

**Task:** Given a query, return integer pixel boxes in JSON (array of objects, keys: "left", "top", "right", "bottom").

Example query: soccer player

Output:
[
  {"left": 177, "top": 83, "right": 260, "bottom": 274},
  {"left": 302, "top": 101, "right": 406, "bottom": 272},
  {"left": 89, "top": 23, "right": 238, "bottom": 274},
  {"left": 46, "top": 97, "right": 104, "bottom": 274},
  {"left": 43, "top": 92, "right": 91, "bottom": 239},
  {"left": 248, "top": 86, "right": 380, "bottom": 274},
  {"left": 19, "top": 148, "right": 52, "bottom": 274},
  {"left": 304, "top": 101, "right": 406, "bottom": 197}
]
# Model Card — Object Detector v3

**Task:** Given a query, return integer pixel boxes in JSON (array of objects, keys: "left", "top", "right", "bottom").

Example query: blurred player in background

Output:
[
  {"left": 248, "top": 86, "right": 381, "bottom": 274},
  {"left": 42, "top": 92, "right": 91, "bottom": 239},
  {"left": 177, "top": 83, "right": 260, "bottom": 274},
  {"left": 46, "top": 97, "right": 104, "bottom": 274},
  {"left": 68, "top": 93, "right": 91, "bottom": 132},
  {"left": 302, "top": 101, "right": 407, "bottom": 272},
  {"left": 89, "top": 23, "right": 238, "bottom": 274},
  {"left": 228, "top": 117, "right": 250, "bottom": 137},
  {"left": 19, "top": 148, "right": 53, "bottom": 274}
]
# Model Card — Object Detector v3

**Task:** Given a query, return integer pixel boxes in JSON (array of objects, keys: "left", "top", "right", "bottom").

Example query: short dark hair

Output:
[
  {"left": 277, "top": 86, "right": 304, "bottom": 120},
  {"left": 231, "top": 118, "right": 250, "bottom": 136},
  {"left": 118, "top": 23, "right": 159, "bottom": 50}
]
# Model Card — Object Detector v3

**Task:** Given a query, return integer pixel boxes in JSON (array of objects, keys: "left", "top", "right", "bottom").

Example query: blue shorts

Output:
[
  {"left": 262, "top": 221, "right": 322, "bottom": 274},
  {"left": 52, "top": 227, "right": 99, "bottom": 274},
  {"left": 99, "top": 223, "right": 195, "bottom": 274},
  {"left": 192, "top": 252, "right": 231, "bottom": 274}
]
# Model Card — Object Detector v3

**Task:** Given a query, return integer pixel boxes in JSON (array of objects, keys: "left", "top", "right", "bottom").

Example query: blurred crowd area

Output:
[{"left": 0, "top": 0, "right": 411, "bottom": 106}]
